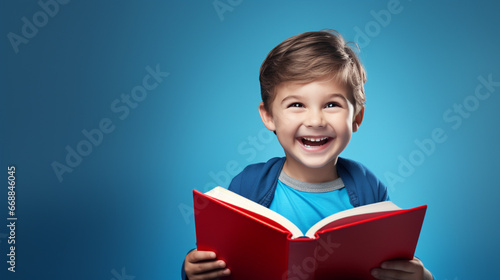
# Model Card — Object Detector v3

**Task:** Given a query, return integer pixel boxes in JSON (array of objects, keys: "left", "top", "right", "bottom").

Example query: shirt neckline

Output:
[{"left": 278, "top": 170, "right": 344, "bottom": 193}]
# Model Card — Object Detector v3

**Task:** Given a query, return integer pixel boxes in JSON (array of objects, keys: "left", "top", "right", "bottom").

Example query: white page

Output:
[
  {"left": 305, "top": 201, "right": 401, "bottom": 237},
  {"left": 206, "top": 187, "right": 304, "bottom": 238}
]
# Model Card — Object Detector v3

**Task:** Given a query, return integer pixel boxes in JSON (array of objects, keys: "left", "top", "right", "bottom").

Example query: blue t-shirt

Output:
[{"left": 269, "top": 171, "right": 353, "bottom": 235}]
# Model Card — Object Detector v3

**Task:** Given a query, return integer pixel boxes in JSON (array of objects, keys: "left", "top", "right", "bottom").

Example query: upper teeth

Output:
[{"left": 303, "top": 137, "right": 328, "bottom": 142}]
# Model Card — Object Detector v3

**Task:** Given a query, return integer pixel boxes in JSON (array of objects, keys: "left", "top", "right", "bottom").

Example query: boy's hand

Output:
[
  {"left": 184, "top": 249, "right": 231, "bottom": 280},
  {"left": 371, "top": 257, "right": 433, "bottom": 280}
]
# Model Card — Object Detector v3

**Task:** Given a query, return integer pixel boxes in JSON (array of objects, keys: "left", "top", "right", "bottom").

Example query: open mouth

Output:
[{"left": 301, "top": 137, "right": 330, "bottom": 148}]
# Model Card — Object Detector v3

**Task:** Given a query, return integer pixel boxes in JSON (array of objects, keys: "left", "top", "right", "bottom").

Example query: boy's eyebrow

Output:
[
  {"left": 280, "top": 93, "right": 348, "bottom": 104},
  {"left": 327, "top": 93, "right": 349, "bottom": 102},
  {"left": 280, "top": 95, "right": 301, "bottom": 104}
]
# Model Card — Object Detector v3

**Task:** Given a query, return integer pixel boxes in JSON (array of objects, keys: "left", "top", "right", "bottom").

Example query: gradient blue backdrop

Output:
[{"left": 1, "top": 1, "right": 499, "bottom": 279}]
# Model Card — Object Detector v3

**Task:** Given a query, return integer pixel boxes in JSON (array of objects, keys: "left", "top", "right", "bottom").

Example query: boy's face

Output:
[{"left": 259, "top": 78, "right": 363, "bottom": 182}]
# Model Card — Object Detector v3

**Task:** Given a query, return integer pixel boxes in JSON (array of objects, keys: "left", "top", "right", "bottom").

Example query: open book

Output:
[{"left": 194, "top": 187, "right": 427, "bottom": 280}]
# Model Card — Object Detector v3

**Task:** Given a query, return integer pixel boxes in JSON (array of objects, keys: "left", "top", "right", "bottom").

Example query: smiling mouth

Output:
[{"left": 301, "top": 137, "right": 330, "bottom": 148}]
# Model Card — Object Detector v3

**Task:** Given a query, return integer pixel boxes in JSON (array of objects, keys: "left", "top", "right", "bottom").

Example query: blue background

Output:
[{"left": 1, "top": 1, "right": 499, "bottom": 279}]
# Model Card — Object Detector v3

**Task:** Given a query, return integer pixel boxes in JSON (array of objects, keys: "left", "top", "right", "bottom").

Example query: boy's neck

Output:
[{"left": 282, "top": 158, "right": 339, "bottom": 183}]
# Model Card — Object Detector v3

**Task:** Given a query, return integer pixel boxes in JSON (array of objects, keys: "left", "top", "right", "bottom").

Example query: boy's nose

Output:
[{"left": 305, "top": 109, "right": 326, "bottom": 127}]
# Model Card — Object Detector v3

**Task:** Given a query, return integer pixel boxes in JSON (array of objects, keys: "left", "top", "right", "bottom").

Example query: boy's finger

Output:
[
  {"left": 371, "top": 267, "right": 410, "bottom": 280},
  {"left": 380, "top": 259, "right": 416, "bottom": 273},
  {"left": 192, "top": 268, "right": 230, "bottom": 280},
  {"left": 188, "top": 250, "right": 217, "bottom": 263},
  {"left": 190, "top": 260, "right": 227, "bottom": 274}
]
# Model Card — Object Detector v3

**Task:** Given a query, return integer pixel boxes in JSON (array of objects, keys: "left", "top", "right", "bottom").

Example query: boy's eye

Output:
[
  {"left": 325, "top": 102, "right": 340, "bottom": 108},
  {"left": 288, "top": 103, "right": 304, "bottom": 108}
]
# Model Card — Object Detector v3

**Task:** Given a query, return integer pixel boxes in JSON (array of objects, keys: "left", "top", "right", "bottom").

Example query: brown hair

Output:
[{"left": 259, "top": 29, "right": 366, "bottom": 115}]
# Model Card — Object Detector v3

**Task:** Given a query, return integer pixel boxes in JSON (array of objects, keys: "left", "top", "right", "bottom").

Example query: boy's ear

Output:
[
  {"left": 352, "top": 106, "right": 364, "bottom": 132},
  {"left": 258, "top": 102, "right": 276, "bottom": 132}
]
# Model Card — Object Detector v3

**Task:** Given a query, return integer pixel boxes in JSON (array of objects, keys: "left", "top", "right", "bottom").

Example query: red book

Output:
[{"left": 194, "top": 187, "right": 427, "bottom": 280}]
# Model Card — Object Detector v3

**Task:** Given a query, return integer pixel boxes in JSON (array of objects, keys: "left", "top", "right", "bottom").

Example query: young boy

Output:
[{"left": 183, "top": 30, "right": 433, "bottom": 280}]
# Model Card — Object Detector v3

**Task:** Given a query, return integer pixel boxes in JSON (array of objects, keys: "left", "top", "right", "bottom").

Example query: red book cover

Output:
[{"left": 194, "top": 188, "right": 427, "bottom": 280}]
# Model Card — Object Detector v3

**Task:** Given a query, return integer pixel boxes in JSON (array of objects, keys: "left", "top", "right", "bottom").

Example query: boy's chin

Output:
[
  {"left": 301, "top": 161, "right": 336, "bottom": 170},
  {"left": 288, "top": 156, "right": 339, "bottom": 170}
]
